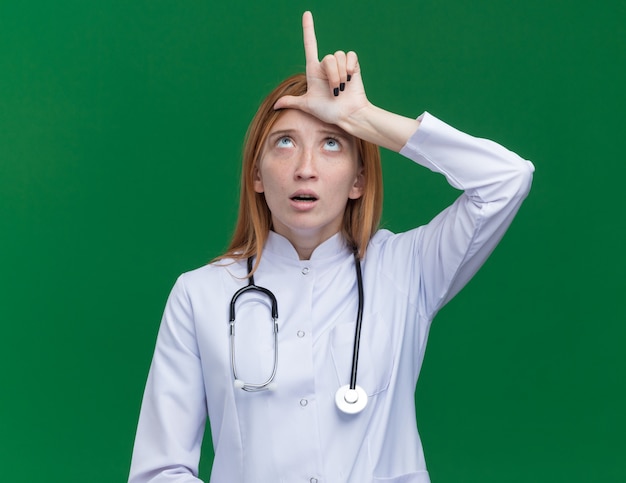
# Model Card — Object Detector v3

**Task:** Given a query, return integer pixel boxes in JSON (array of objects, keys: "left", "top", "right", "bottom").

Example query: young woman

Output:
[{"left": 129, "top": 12, "right": 534, "bottom": 483}]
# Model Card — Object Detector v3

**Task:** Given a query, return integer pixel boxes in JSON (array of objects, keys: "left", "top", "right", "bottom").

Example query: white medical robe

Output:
[{"left": 129, "top": 112, "right": 534, "bottom": 483}]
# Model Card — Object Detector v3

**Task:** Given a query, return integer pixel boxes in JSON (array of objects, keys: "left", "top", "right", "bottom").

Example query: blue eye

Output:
[
  {"left": 324, "top": 138, "right": 340, "bottom": 151},
  {"left": 277, "top": 137, "right": 294, "bottom": 148}
]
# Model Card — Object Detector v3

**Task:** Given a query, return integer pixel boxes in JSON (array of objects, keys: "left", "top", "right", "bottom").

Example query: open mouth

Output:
[{"left": 291, "top": 194, "right": 318, "bottom": 202}]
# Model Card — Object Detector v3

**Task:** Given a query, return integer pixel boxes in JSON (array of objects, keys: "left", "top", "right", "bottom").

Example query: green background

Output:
[{"left": 1, "top": 1, "right": 624, "bottom": 481}]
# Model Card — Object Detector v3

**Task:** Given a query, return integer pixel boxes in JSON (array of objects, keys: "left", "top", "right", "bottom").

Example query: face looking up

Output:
[{"left": 253, "top": 109, "right": 364, "bottom": 257}]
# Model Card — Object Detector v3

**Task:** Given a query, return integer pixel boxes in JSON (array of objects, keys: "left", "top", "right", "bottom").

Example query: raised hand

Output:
[
  {"left": 273, "top": 11, "right": 370, "bottom": 127},
  {"left": 275, "top": 11, "right": 420, "bottom": 152}
]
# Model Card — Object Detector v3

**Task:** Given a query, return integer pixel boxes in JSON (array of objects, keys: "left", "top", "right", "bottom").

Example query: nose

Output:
[{"left": 294, "top": 148, "right": 317, "bottom": 180}]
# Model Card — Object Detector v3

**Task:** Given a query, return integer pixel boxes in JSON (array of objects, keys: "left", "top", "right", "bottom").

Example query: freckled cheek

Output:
[{"left": 258, "top": 168, "right": 290, "bottom": 197}]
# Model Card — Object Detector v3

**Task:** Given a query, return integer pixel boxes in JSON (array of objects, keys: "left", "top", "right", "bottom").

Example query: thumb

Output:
[{"left": 273, "top": 94, "right": 306, "bottom": 111}]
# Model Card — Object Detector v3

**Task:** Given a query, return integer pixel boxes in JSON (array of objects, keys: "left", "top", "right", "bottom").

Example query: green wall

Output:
[{"left": 1, "top": 1, "right": 625, "bottom": 481}]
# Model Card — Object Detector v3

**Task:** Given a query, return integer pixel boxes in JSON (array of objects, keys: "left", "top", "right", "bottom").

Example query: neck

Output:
[
  {"left": 291, "top": 235, "right": 324, "bottom": 260},
  {"left": 272, "top": 229, "right": 340, "bottom": 260}
]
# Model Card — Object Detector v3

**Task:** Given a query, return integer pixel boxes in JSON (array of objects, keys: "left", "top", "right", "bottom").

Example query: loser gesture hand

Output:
[
  {"left": 275, "top": 11, "right": 419, "bottom": 152},
  {"left": 274, "top": 11, "right": 370, "bottom": 127}
]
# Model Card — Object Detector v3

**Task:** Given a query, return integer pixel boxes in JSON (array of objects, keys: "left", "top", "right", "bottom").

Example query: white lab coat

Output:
[{"left": 129, "top": 112, "right": 534, "bottom": 483}]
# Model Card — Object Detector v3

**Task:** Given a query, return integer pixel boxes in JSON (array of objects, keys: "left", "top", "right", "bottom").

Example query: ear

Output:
[
  {"left": 253, "top": 165, "right": 264, "bottom": 193},
  {"left": 348, "top": 166, "right": 364, "bottom": 200}
]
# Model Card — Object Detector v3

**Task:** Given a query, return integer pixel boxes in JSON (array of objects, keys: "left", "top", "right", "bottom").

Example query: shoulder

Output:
[
  {"left": 174, "top": 258, "right": 247, "bottom": 296},
  {"left": 367, "top": 226, "right": 425, "bottom": 256},
  {"left": 364, "top": 226, "right": 430, "bottom": 282}
]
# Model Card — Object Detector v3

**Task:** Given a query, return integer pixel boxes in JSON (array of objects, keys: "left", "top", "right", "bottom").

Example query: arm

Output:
[
  {"left": 278, "top": 12, "right": 534, "bottom": 318},
  {"left": 129, "top": 276, "right": 206, "bottom": 483},
  {"left": 397, "top": 112, "right": 534, "bottom": 318}
]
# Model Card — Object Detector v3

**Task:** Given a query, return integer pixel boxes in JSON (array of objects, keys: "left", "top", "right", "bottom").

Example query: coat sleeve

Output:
[
  {"left": 397, "top": 112, "right": 535, "bottom": 319},
  {"left": 128, "top": 275, "right": 207, "bottom": 483}
]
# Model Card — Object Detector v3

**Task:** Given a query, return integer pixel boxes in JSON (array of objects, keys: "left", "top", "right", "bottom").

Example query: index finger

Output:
[{"left": 302, "top": 11, "right": 319, "bottom": 65}]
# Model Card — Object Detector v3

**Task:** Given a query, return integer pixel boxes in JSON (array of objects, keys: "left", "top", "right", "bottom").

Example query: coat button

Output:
[{"left": 301, "top": 267, "right": 310, "bottom": 275}]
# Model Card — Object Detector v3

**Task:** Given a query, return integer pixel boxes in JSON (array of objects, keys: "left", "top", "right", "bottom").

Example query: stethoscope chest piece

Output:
[{"left": 335, "top": 384, "right": 368, "bottom": 414}]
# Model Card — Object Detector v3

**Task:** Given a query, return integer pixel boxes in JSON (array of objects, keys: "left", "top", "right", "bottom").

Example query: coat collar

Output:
[{"left": 264, "top": 231, "right": 351, "bottom": 263}]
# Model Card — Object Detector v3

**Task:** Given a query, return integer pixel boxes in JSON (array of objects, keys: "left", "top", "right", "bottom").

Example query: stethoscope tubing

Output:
[
  {"left": 349, "top": 251, "right": 364, "bottom": 391},
  {"left": 229, "top": 257, "right": 279, "bottom": 392}
]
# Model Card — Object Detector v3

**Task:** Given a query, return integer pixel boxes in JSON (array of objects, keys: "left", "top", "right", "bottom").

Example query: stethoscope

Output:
[{"left": 229, "top": 250, "right": 368, "bottom": 414}]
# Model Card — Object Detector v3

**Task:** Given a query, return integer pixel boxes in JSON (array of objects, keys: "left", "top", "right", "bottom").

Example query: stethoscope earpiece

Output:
[{"left": 335, "top": 384, "right": 368, "bottom": 414}]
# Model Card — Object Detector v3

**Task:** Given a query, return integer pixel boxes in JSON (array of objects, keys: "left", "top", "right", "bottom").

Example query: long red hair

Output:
[{"left": 215, "top": 74, "right": 383, "bottom": 271}]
